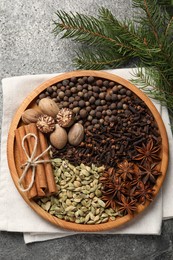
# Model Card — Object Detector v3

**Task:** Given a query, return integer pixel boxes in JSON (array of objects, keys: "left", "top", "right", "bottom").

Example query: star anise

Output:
[
  {"left": 139, "top": 162, "right": 161, "bottom": 184},
  {"left": 134, "top": 181, "right": 154, "bottom": 204},
  {"left": 134, "top": 138, "right": 161, "bottom": 165},
  {"left": 117, "top": 194, "right": 137, "bottom": 215},
  {"left": 99, "top": 167, "right": 115, "bottom": 184},
  {"left": 123, "top": 181, "right": 137, "bottom": 200},
  {"left": 116, "top": 160, "right": 136, "bottom": 181},
  {"left": 101, "top": 194, "right": 117, "bottom": 210},
  {"left": 102, "top": 176, "right": 124, "bottom": 203}
]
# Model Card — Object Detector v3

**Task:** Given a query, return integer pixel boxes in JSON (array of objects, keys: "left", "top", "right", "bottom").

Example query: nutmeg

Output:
[
  {"left": 21, "top": 108, "right": 42, "bottom": 124},
  {"left": 68, "top": 123, "right": 84, "bottom": 146},
  {"left": 38, "top": 98, "right": 59, "bottom": 117},
  {"left": 36, "top": 115, "right": 55, "bottom": 133},
  {"left": 50, "top": 124, "right": 68, "bottom": 149},
  {"left": 56, "top": 108, "right": 75, "bottom": 128}
]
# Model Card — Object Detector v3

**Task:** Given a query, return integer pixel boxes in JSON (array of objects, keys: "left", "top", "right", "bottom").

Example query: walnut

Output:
[
  {"left": 56, "top": 108, "right": 75, "bottom": 128},
  {"left": 36, "top": 115, "right": 55, "bottom": 133}
]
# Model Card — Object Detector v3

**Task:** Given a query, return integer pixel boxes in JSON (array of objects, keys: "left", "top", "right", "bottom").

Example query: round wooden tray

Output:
[{"left": 7, "top": 70, "right": 169, "bottom": 231}]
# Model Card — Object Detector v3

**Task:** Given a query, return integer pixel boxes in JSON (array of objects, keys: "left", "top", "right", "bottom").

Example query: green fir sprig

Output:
[{"left": 53, "top": 0, "right": 173, "bottom": 115}]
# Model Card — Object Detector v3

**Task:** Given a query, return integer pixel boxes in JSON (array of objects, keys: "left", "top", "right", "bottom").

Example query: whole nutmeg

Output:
[
  {"left": 38, "top": 98, "right": 59, "bottom": 117},
  {"left": 68, "top": 123, "right": 84, "bottom": 146},
  {"left": 21, "top": 108, "right": 42, "bottom": 124},
  {"left": 36, "top": 115, "right": 55, "bottom": 133},
  {"left": 50, "top": 124, "right": 68, "bottom": 149},
  {"left": 56, "top": 108, "right": 75, "bottom": 128}
]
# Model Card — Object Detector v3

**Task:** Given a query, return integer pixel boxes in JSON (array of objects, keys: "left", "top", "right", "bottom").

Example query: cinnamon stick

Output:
[
  {"left": 38, "top": 130, "right": 57, "bottom": 195},
  {"left": 15, "top": 126, "right": 37, "bottom": 199},
  {"left": 24, "top": 123, "right": 47, "bottom": 197}
]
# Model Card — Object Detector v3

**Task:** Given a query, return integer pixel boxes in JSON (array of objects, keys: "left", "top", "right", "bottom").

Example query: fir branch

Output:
[
  {"left": 52, "top": 1, "right": 173, "bottom": 114},
  {"left": 73, "top": 48, "right": 128, "bottom": 70}
]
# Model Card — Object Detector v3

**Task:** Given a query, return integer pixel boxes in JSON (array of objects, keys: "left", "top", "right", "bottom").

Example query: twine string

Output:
[{"left": 18, "top": 133, "right": 51, "bottom": 192}]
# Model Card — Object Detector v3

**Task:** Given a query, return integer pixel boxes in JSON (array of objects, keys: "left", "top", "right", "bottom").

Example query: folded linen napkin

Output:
[{"left": 0, "top": 69, "right": 171, "bottom": 244}]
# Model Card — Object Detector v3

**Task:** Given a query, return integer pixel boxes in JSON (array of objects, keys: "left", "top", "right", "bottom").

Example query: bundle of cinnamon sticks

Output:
[{"left": 15, "top": 123, "right": 57, "bottom": 199}]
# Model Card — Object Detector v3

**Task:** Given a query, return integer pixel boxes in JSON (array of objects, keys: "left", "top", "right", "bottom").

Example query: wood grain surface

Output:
[{"left": 7, "top": 70, "right": 169, "bottom": 231}]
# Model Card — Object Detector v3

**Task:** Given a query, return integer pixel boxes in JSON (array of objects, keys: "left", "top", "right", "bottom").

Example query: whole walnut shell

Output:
[
  {"left": 36, "top": 115, "right": 55, "bottom": 133},
  {"left": 50, "top": 124, "right": 68, "bottom": 149},
  {"left": 68, "top": 123, "right": 84, "bottom": 146},
  {"left": 38, "top": 98, "right": 59, "bottom": 117},
  {"left": 21, "top": 108, "right": 42, "bottom": 124}
]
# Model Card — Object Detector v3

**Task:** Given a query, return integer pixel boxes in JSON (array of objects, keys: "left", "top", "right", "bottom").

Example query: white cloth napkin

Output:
[{"left": 0, "top": 69, "right": 172, "bottom": 244}]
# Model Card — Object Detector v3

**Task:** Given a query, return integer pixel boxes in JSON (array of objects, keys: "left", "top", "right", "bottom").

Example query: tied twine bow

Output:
[{"left": 18, "top": 133, "right": 51, "bottom": 192}]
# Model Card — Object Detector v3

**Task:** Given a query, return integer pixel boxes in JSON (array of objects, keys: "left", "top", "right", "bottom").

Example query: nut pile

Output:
[{"left": 37, "top": 159, "right": 120, "bottom": 224}]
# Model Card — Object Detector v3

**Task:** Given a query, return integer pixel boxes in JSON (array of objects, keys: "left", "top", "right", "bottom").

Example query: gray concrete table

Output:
[{"left": 1, "top": 1, "right": 173, "bottom": 259}]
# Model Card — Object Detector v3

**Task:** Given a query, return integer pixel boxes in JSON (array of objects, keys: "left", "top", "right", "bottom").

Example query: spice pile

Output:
[{"left": 17, "top": 75, "right": 162, "bottom": 223}]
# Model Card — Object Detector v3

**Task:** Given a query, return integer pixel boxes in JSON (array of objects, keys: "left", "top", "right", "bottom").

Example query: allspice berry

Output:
[{"left": 80, "top": 109, "right": 88, "bottom": 119}]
